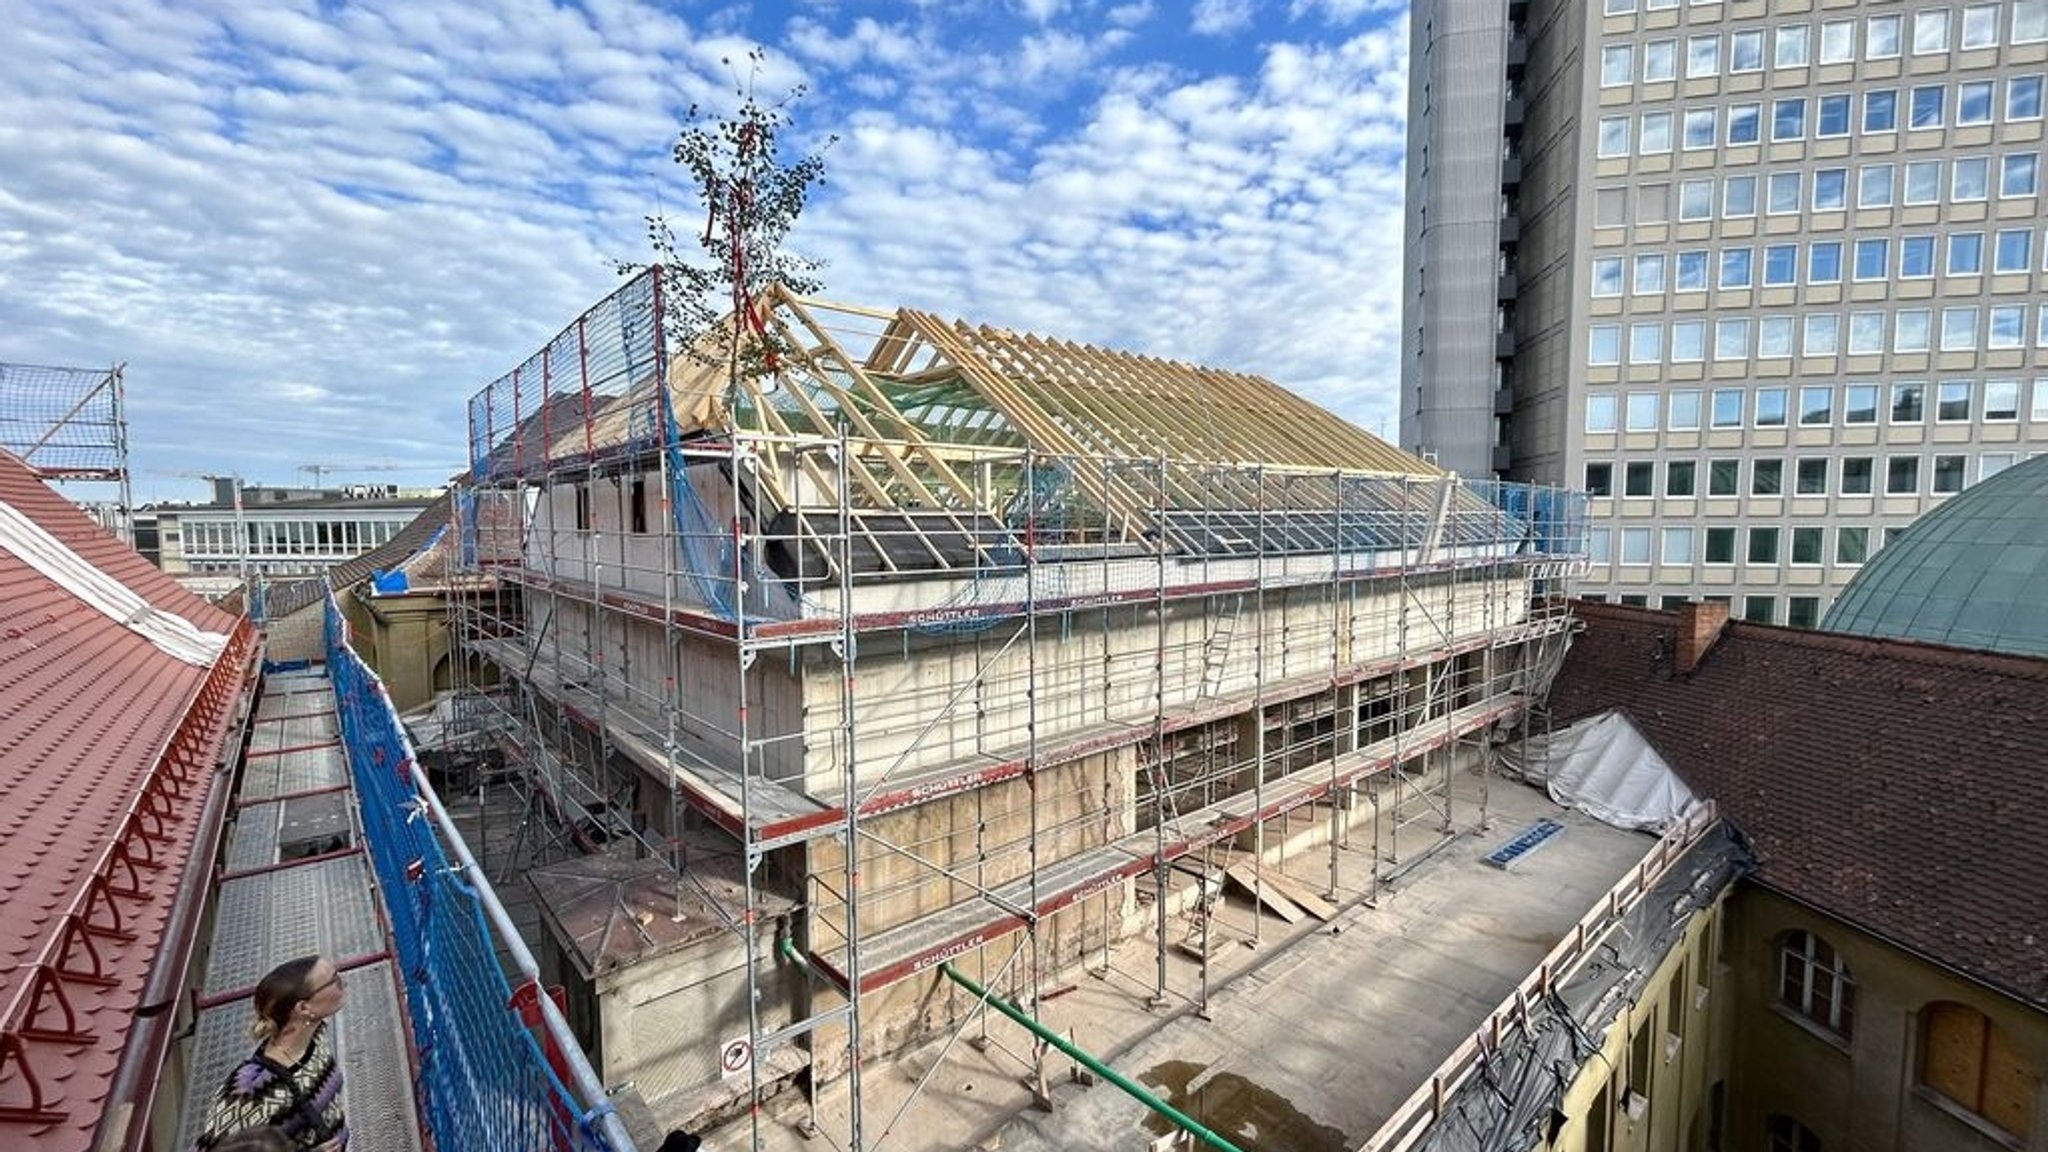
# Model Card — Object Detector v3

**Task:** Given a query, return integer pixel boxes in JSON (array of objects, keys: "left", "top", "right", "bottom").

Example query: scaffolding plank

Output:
[
  {"left": 240, "top": 744, "right": 350, "bottom": 798},
  {"left": 201, "top": 855, "right": 386, "bottom": 997},
  {"left": 1225, "top": 862, "right": 1305, "bottom": 923},
  {"left": 1253, "top": 867, "right": 1339, "bottom": 921}
]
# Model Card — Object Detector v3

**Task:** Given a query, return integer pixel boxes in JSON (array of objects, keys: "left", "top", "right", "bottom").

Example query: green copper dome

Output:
[{"left": 1823, "top": 454, "right": 2048, "bottom": 657}]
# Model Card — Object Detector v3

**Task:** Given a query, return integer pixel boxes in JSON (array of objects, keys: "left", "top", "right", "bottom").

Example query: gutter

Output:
[
  {"left": 93, "top": 623, "right": 263, "bottom": 1152},
  {"left": 938, "top": 962, "right": 1247, "bottom": 1152}
]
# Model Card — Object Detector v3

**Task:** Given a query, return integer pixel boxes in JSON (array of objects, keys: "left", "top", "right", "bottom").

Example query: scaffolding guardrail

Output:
[{"left": 324, "top": 592, "right": 633, "bottom": 1152}]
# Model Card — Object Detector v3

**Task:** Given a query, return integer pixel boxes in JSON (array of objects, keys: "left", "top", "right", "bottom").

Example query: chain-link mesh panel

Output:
[{"left": 0, "top": 361, "right": 124, "bottom": 478}]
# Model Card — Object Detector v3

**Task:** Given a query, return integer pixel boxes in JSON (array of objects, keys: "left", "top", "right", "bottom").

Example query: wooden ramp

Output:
[
  {"left": 1225, "top": 863, "right": 1306, "bottom": 923},
  {"left": 1259, "top": 867, "right": 1338, "bottom": 921}
]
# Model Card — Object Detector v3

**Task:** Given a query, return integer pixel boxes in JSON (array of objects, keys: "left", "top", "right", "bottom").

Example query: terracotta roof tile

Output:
[
  {"left": 1550, "top": 601, "right": 2048, "bottom": 1008},
  {"left": 0, "top": 450, "right": 253, "bottom": 1152}
]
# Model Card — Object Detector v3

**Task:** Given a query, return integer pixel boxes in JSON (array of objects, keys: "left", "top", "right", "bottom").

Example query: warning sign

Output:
[{"left": 719, "top": 1036, "right": 752, "bottom": 1079}]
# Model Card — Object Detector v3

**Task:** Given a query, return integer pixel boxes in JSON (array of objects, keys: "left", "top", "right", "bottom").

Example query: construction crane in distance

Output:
[{"left": 298, "top": 462, "right": 411, "bottom": 485}]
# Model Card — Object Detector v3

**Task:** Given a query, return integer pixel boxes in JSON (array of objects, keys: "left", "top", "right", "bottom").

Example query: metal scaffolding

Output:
[
  {"left": 444, "top": 268, "right": 1589, "bottom": 1150},
  {"left": 0, "top": 361, "right": 131, "bottom": 540}
]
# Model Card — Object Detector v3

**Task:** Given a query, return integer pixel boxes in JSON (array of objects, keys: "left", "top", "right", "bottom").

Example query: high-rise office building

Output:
[{"left": 1405, "top": 0, "right": 2048, "bottom": 623}]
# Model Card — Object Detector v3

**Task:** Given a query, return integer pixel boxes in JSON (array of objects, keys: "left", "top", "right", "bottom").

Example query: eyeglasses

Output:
[{"left": 305, "top": 972, "right": 344, "bottom": 997}]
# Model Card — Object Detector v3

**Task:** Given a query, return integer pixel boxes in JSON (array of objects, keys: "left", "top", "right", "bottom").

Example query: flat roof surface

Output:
[
  {"left": 990, "top": 777, "right": 1655, "bottom": 1152},
  {"left": 715, "top": 771, "right": 1662, "bottom": 1152}
]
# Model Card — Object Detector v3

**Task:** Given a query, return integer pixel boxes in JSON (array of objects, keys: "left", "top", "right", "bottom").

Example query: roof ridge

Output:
[
  {"left": 1723, "top": 619, "right": 2048, "bottom": 679},
  {"left": 1572, "top": 601, "right": 2048, "bottom": 680}
]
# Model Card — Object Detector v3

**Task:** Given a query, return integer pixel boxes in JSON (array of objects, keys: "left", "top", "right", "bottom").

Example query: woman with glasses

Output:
[{"left": 192, "top": 955, "right": 348, "bottom": 1151}]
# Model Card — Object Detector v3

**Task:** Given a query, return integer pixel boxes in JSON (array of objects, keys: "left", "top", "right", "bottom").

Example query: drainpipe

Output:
[
  {"left": 938, "top": 963, "right": 1247, "bottom": 1152},
  {"left": 779, "top": 935, "right": 825, "bottom": 983}
]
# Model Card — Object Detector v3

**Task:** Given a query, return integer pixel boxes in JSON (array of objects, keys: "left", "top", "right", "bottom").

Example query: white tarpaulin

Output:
[
  {"left": 1509, "top": 710, "right": 1699, "bottom": 833},
  {"left": 0, "top": 496, "right": 228, "bottom": 666}
]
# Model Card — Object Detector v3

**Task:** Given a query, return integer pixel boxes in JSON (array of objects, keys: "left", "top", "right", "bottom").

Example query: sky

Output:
[{"left": 0, "top": 0, "right": 1412, "bottom": 504}]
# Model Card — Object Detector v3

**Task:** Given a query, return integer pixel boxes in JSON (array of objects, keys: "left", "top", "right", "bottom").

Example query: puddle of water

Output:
[{"left": 1138, "top": 1059, "right": 1348, "bottom": 1152}]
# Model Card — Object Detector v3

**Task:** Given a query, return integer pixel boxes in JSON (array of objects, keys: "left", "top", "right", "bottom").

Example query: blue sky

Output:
[{"left": 0, "top": 0, "right": 1411, "bottom": 503}]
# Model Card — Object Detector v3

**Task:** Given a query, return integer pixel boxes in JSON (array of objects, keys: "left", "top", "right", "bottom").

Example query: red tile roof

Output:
[
  {"left": 0, "top": 451, "right": 256, "bottom": 1152},
  {"left": 1549, "top": 601, "right": 2048, "bottom": 1008}
]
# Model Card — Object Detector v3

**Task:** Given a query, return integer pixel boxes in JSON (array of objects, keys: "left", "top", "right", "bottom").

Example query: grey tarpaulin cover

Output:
[
  {"left": 1506, "top": 710, "right": 1700, "bottom": 833},
  {"left": 1409, "top": 822, "right": 1755, "bottom": 1152}
]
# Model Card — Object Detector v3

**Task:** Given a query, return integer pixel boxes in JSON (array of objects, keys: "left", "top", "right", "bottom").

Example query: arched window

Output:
[
  {"left": 1777, "top": 930, "right": 1855, "bottom": 1036},
  {"left": 1919, "top": 1001, "right": 2036, "bottom": 1140},
  {"left": 1766, "top": 1114, "right": 1821, "bottom": 1152}
]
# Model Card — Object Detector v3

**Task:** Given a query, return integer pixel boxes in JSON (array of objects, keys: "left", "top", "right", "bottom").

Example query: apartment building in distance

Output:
[
  {"left": 150, "top": 479, "right": 441, "bottom": 579},
  {"left": 1405, "top": 0, "right": 2048, "bottom": 624}
]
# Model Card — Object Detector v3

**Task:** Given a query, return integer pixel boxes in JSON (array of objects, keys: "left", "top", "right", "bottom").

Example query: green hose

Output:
[{"left": 939, "top": 962, "right": 1247, "bottom": 1152}]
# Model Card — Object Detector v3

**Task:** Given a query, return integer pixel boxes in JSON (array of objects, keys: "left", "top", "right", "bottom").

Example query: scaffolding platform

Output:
[{"left": 177, "top": 671, "right": 423, "bottom": 1152}]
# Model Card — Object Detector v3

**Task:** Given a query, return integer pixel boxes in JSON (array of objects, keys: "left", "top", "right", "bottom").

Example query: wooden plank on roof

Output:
[
  {"left": 906, "top": 315, "right": 1160, "bottom": 544},
  {"left": 1086, "top": 348, "right": 1273, "bottom": 515},
  {"left": 1030, "top": 337, "right": 1215, "bottom": 509},
  {"left": 1224, "top": 863, "right": 1305, "bottom": 923},
  {"left": 862, "top": 313, "right": 923, "bottom": 376},
  {"left": 1003, "top": 332, "right": 1200, "bottom": 499},
  {"left": 1150, "top": 359, "right": 1321, "bottom": 471},
  {"left": 741, "top": 346, "right": 901, "bottom": 513}
]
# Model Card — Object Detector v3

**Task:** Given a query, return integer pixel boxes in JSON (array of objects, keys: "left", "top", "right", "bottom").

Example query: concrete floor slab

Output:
[{"left": 709, "top": 771, "right": 1657, "bottom": 1152}]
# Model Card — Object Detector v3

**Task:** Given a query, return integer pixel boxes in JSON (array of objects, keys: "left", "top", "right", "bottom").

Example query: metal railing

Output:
[{"left": 324, "top": 592, "right": 633, "bottom": 1152}]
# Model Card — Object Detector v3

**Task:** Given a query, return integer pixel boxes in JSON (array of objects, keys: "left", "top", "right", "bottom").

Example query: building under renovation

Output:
[{"left": 448, "top": 268, "right": 1588, "bottom": 1141}]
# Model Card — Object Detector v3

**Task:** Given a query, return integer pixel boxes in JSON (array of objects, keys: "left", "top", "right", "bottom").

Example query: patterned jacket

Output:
[{"left": 192, "top": 1022, "right": 347, "bottom": 1151}]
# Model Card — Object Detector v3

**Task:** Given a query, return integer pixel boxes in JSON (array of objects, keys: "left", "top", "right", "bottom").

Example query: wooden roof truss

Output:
[{"left": 657, "top": 289, "right": 1453, "bottom": 579}]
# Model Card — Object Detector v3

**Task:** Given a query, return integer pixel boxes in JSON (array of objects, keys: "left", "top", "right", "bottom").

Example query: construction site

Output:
[{"left": 441, "top": 267, "right": 1595, "bottom": 1148}]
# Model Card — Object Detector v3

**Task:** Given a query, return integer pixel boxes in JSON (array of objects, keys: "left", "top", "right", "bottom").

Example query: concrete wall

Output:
[
  {"left": 600, "top": 929, "right": 798, "bottom": 1114},
  {"left": 545, "top": 593, "right": 807, "bottom": 782},
  {"left": 798, "top": 575, "right": 1530, "bottom": 796},
  {"left": 537, "top": 906, "right": 800, "bottom": 1118},
  {"left": 1724, "top": 888, "right": 2048, "bottom": 1152},
  {"left": 1401, "top": 0, "right": 1510, "bottom": 475},
  {"left": 796, "top": 884, "right": 1131, "bottom": 1082},
  {"left": 1502, "top": 0, "right": 1587, "bottom": 488},
  {"left": 806, "top": 749, "right": 1133, "bottom": 941},
  {"left": 529, "top": 467, "right": 736, "bottom": 614},
  {"left": 264, "top": 602, "right": 326, "bottom": 664}
]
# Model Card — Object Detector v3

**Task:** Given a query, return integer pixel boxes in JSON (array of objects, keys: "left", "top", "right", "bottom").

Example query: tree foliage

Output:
[{"left": 626, "top": 48, "right": 832, "bottom": 381}]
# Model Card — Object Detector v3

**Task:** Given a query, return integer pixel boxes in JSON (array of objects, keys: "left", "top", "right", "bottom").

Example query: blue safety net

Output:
[{"left": 324, "top": 594, "right": 624, "bottom": 1152}]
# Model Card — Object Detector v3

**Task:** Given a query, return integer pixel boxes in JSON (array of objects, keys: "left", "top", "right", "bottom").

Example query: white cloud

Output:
[
  {"left": 1191, "top": 0, "right": 1257, "bottom": 36},
  {"left": 1106, "top": 3, "right": 1155, "bottom": 28},
  {"left": 0, "top": 0, "right": 1415, "bottom": 500},
  {"left": 1292, "top": 0, "right": 1408, "bottom": 22}
]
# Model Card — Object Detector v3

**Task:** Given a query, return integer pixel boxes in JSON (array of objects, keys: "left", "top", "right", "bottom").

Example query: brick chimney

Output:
[{"left": 1673, "top": 599, "right": 1730, "bottom": 675}]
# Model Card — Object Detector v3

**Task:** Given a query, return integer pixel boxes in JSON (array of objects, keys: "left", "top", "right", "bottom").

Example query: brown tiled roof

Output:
[
  {"left": 263, "top": 493, "right": 454, "bottom": 619},
  {"left": 1550, "top": 601, "right": 2048, "bottom": 1008},
  {"left": 0, "top": 450, "right": 255, "bottom": 1151},
  {"left": 323, "top": 491, "right": 452, "bottom": 591}
]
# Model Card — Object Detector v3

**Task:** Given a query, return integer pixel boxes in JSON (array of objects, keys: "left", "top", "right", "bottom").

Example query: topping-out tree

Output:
[{"left": 627, "top": 48, "right": 832, "bottom": 388}]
